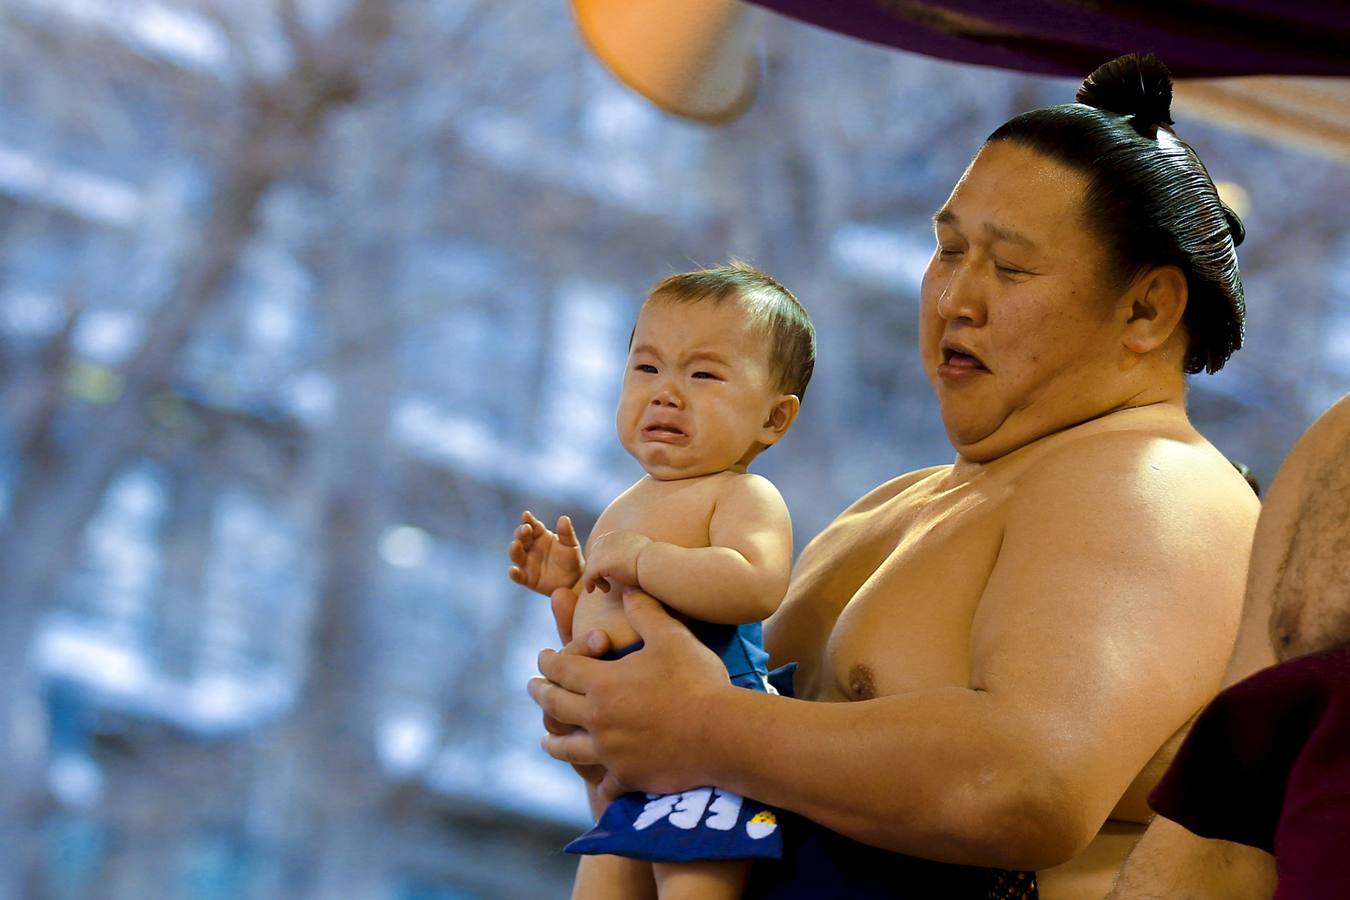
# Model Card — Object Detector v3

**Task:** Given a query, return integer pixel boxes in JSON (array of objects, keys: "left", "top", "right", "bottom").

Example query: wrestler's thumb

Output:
[{"left": 622, "top": 588, "right": 677, "bottom": 642}]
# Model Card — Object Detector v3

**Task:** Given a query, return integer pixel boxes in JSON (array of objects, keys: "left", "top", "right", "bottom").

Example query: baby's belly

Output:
[
  {"left": 1036, "top": 821, "right": 1143, "bottom": 900},
  {"left": 572, "top": 588, "right": 640, "bottom": 650}
]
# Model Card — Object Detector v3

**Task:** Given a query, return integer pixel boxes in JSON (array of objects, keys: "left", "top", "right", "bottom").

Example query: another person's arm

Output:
[
  {"left": 582, "top": 474, "right": 792, "bottom": 624},
  {"left": 534, "top": 437, "right": 1256, "bottom": 870},
  {"left": 1104, "top": 815, "right": 1275, "bottom": 899}
]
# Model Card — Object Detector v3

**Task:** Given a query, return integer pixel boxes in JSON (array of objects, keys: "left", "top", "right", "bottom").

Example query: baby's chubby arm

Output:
[{"left": 583, "top": 474, "right": 792, "bottom": 625}]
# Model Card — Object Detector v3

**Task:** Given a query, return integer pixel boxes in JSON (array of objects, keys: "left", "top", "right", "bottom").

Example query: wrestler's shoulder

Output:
[
  {"left": 1016, "top": 425, "right": 1257, "bottom": 521},
  {"left": 840, "top": 465, "right": 950, "bottom": 513}
]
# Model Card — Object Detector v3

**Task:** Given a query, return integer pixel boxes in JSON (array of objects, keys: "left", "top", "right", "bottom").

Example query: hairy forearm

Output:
[
  {"left": 691, "top": 684, "right": 1088, "bottom": 870},
  {"left": 637, "top": 543, "right": 786, "bottom": 624},
  {"left": 1105, "top": 816, "right": 1275, "bottom": 900}
]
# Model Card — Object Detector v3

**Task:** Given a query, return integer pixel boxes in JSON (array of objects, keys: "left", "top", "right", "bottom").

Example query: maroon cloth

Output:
[
  {"left": 744, "top": 1, "right": 1350, "bottom": 77},
  {"left": 1148, "top": 644, "right": 1350, "bottom": 900}
]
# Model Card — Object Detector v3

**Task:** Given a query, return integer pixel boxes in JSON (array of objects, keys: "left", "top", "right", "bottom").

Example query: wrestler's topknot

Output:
[{"left": 986, "top": 53, "right": 1245, "bottom": 375}]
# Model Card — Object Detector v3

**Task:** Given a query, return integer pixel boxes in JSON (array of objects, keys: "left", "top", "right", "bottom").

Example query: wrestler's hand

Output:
[
  {"left": 543, "top": 628, "right": 613, "bottom": 793},
  {"left": 530, "top": 588, "right": 731, "bottom": 794},
  {"left": 581, "top": 529, "right": 652, "bottom": 595}
]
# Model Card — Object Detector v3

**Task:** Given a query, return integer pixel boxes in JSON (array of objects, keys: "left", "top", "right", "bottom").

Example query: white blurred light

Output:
[
  {"left": 34, "top": 625, "right": 152, "bottom": 696},
  {"left": 0, "top": 290, "right": 66, "bottom": 341},
  {"left": 72, "top": 310, "right": 144, "bottom": 366},
  {"left": 38, "top": 0, "right": 229, "bottom": 73},
  {"left": 187, "top": 672, "right": 253, "bottom": 721},
  {"left": 831, "top": 223, "right": 932, "bottom": 292},
  {"left": 106, "top": 469, "right": 165, "bottom": 519},
  {"left": 0, "top": 142, "right": 142, "bottom": 227},
  {"left": 48, "top": 753, "right": 105, "bottom": 808},
  {"left": 380, "top": 525, "right": 430, "bottom": 568},
  {"left": 249, "top": 299, "right": 298, "bottom": 347},
  {"left": 283, "top": 371, "right": 336, "bottom": 427},
  {"left": 376, "top": 712, "right": 438, "bottom": 778}
]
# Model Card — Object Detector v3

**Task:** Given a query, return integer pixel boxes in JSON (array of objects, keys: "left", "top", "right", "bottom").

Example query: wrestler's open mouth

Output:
[{"left": 940, "top": 340, "right": 989, "bottom": 372}]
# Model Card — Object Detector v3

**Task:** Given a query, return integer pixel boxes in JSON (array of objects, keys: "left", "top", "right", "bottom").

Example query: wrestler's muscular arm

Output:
[
  {"left": 1102, "top": 627, "right": 1279, "bottom": 899},
  {"left": 540, "top": 435, "right": 1256, "bottom": 870},
  {"left": 1104, "top": 486, "right": 1284, "bottom": 900},
  {"left": 583, "top": 474, "right": 793, "bottom": 624}
]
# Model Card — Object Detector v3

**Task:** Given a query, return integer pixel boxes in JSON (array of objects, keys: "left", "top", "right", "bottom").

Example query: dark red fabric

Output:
[
  {"left": 744, "top": 1, "right": 1350, "bottom": 77},
  {"left": 1148, "top": 644, "right": 1350, "bottom": 900}
]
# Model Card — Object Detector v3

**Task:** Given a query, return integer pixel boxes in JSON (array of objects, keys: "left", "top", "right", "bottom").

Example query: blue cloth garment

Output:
[{"left": 564, "top": 621, "right": 784, "bottom": 861}]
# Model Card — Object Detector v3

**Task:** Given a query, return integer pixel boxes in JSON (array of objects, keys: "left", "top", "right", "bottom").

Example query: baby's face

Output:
[{"left": 617, "top": 299, "right": 784, "bottom": 480}]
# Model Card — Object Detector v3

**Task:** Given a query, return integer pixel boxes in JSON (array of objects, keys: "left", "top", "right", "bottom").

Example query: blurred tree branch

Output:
[{"left": 0, "top": 0, "right": 396, "bottom": 883}]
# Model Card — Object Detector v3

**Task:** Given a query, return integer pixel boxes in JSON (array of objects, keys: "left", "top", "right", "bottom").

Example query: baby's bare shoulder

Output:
[{"left": 716, "top": 471, "right": 785, "bottom": 503}]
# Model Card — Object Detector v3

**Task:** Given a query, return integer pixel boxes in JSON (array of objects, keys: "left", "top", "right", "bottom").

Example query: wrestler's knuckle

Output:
[{"left": 581, "top": 702, "right": 605, "bottom": 732}]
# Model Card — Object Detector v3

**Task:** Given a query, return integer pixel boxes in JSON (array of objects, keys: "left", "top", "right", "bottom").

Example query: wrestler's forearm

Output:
[
  {"left": 692, "top": 684, "right": 1090, "bottom": 871},
  {"left": 637, "top": 543, "right": 786, "bottom": 625}
]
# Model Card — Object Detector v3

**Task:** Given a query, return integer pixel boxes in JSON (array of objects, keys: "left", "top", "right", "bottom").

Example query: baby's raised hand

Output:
[
  {"left": 509, "top": 511, "right": 583, "bottom": 597},
  {"left": 582, "top": 529, "right": 653, "bottom": 595}
]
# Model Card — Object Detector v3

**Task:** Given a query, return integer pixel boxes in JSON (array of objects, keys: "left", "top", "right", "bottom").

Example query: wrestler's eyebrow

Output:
[
  {"left": 933, "top": 210, "right": 1036, "bottom": 250},
  {"left": 984, "top": 222, "right": 1036, "bottom": 249}
]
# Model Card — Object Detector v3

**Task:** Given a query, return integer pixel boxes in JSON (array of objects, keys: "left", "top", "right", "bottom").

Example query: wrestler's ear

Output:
[
  {"left": 1121, "top": 265, "right": 1188, "bottom": 356},
  {"left": 757, "top": 394, "right": 800, "bottom": 448}
]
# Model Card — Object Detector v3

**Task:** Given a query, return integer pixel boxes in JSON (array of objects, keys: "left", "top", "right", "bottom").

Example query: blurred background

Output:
[{"left": 0, "top": 0, "right": 1344, "bottom": 897}]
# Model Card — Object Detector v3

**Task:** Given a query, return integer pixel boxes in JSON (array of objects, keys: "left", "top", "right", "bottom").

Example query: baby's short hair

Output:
[{"left": 645, "top": 261, "right": 816, "bottom": 403}]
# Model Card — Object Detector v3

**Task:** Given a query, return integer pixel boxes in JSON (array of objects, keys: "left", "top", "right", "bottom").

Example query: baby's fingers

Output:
[
  {"left": 557, "top": 515, "right": 579, "bottom": 548},
  {"left": 526, "top": 510, "right": 552, "bottom": 538}
]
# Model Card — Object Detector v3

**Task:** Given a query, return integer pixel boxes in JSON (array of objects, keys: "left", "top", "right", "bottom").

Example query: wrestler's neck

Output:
[{"left": 949, "top": 368, "right": 1190, "bottom": 478}]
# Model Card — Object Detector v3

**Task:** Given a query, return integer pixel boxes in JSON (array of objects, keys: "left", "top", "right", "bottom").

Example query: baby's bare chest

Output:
[{"left": 588, "top": 477, "right": 728, "bottom": 551}]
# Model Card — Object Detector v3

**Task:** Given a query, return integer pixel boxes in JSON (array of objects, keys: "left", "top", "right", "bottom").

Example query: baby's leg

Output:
[
  {"left": 653, "top": 860, "right": 751, "bottom": 900},
  {"left": 571, "top": 854, "right": 656, "bottom": 900}
]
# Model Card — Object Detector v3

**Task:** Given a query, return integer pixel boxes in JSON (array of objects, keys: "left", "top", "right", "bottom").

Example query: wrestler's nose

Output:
[{"left": 936, "top": 263, "right": 988, "bottom": 327}]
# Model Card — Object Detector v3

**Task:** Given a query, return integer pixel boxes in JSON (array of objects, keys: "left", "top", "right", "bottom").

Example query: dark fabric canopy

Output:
[{"left": 743, "top": 1, "right": 1350, "bottom": 78}]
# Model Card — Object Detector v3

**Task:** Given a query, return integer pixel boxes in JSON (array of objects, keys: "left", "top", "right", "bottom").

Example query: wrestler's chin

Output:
[{"left": 942, "top": 410, "right": 1037, "bottom": 464}]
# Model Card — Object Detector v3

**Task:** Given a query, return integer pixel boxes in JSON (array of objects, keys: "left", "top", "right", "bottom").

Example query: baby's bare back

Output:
[{"left": 574, "top": 471, "right": 745, "bottom": 649}]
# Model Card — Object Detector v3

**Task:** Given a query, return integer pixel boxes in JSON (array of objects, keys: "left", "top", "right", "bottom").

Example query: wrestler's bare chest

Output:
[{"left": 767, "top": 466, "right": 1010, "bottom": 702}]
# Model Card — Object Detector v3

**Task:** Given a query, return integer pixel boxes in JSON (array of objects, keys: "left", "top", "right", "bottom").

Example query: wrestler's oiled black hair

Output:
[
  {"left": 641, "top": 261, "right": 816, "bottom": 403},
  {"left": 987, "top": 53, "right": 1245, "bottom": 374}
]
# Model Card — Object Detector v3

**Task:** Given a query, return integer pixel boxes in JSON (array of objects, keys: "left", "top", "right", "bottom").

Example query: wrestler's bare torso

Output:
[
  {"left": 573, "top": 471, "right": 748, "bottom": 649},
  {"left": 764, "top": 405, "right": 1258, "bottom": 899}
]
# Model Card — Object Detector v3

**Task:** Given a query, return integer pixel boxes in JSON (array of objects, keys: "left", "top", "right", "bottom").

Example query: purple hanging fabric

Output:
[{"left": 742, "top": 1, "right": 1350, "bottom": 77}]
